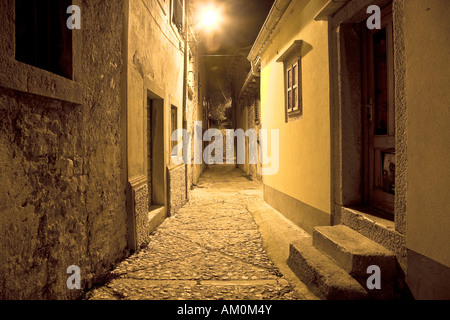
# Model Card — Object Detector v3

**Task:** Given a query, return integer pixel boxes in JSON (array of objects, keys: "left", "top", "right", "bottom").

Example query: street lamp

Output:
[
  {"left": 198, "top": 7, "right": 221, "bottom": 30},
  {"left": 201, "top": 9, "right": 218, "bottom": 27}
]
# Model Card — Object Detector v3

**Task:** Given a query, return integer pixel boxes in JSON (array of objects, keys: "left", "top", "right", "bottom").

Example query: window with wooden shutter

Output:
[
  {"left": 284, "top": 58, "right": 301, "bottom": 118},
  {"left": 292, "top": 61, "right": 299, "bottom": 112},
  {"left": 277, "top": 40, "right": 303, "bottom": 122},
  {"left": 172, "top": 0, "right": 184, "bottom": 33},
  {"left": 287, "top": 67, "right": 292, "bottom": 112},
  {"left": 171, "top": 105, "right": 178, "bottom": 157},
  {"left": 254, "top": 98, "right": 260, "bottom": 125}
]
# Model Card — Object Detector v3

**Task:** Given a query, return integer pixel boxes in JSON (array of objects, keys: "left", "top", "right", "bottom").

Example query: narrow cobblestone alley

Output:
[
  {"left": 1, "top": 0, "right": 449, "bottom": 303},
  {"left": 87, "top": 165, "right": 299, "bottom": 300}
]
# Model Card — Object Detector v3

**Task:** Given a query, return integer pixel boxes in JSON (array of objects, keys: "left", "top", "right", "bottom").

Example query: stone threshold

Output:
[
  {"left": 148, "top": 205, "right": 167, "bottom": 234},
  {"left": 340, "top": 206, "right": 406, "bottom": 268}
]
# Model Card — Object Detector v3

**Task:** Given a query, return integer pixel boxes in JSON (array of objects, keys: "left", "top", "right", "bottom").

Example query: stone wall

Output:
[
  {"left": 191, "top": 44, "right": 208, "bottom": 186},
  {"left": 0, "top": 0, "right": 208, "bottom": 299},
  {"left": 168, "top": 164, "right": 187, "bottom": 216},
  {"left": 0, "top": 0, "right": 128, "bottom": 299},
  {"left": 126, "top": 0, "right": 185, "bottom": 235},
  {"left": 134, "top": 184, "right": 150, "bottom": 248},
  {"left": 229, "top": 48, "right": 262, "bottom": 181}
]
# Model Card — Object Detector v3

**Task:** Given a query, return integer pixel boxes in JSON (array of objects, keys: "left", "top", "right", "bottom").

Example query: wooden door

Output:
[{"left": 363, "top": 5, "right": 395, "bottom": 216}]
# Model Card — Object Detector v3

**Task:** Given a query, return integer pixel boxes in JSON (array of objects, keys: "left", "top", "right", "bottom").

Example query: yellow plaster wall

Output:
[
  {"left": 404, "top": 0, "right": 450, "bottom": 267},
  {"left": 260, "top": 0, "right": 331, "bottom": 214}
]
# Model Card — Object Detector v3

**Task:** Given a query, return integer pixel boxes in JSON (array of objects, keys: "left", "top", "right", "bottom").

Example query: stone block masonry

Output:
[
  {"left": 0, "top": 87, "right": 126, "bottom": 299},
  {"left": 168, "top": 164, "right": 187, "bottom": 216},
  {"left": 134, "top": 184, "right": 150, "bottom": 248},
  {"left": 0, "top": 0, "right": 128, "bottom": 299}
]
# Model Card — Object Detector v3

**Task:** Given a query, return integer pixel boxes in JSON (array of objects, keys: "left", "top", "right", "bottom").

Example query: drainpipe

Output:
[
  {"left": 248, "top": 0, "right": 291, "bottom": 67},
  {"left": 182, "top": 0, "right": 189, "bottom": 201}
]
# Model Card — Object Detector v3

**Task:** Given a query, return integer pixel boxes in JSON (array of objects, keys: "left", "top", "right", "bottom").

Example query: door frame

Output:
[{"left": 328, "top": 0, "right": 408, "bottom": 234}]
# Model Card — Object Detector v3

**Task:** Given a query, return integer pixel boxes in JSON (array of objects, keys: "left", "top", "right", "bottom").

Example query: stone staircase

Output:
[{"left": 288, "top": 225, "right": 399, "bottom": 300}]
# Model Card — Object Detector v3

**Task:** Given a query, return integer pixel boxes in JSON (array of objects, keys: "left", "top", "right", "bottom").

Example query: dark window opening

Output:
[
  {"left": 254, "top": 98, "right": 260, "bottom": 125},
  {"left": 147, "top": 97, "right": 153, "bottom": 208},
  {"left": 172, "top": 0, "right": 184, "bottom": 33},
  {"left": 171, "top": 106, "right": 178, "bottom": 157},
  {"left": 15, "top": 0, "right": 73, "bottom": 79}
]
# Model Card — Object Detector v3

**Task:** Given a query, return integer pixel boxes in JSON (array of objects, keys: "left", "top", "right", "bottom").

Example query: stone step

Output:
[
  {"left": 312, "top": 225, "right": 397, "bottom": 278},
  {"left": 288, "top": 237, "right": 369, "bottom": 300},
  {"left": 313, "top": 225, "right": 397, "bottom": 299}
]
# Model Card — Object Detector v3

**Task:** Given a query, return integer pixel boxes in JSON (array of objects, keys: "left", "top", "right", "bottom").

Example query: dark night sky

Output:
[
  {"left": 193, "top": 0, "right": 274, "bottom": 105},
  {"left": 201, "top": 0, "right": 275, "bottom": 53}
]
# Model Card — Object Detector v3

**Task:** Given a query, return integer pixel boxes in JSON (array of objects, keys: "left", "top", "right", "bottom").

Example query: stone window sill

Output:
[
  {"left": 0, "top": 56, "right": 84, "bottom": 105},
  {"left": 286, "top": 110, "right": 303, "bottom": 123}
]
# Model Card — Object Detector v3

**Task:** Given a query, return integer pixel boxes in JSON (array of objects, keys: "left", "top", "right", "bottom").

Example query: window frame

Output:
[
  {"left": 285, "top": 59, "right": 301, "bottom": 114},
  {"left": 171, "top": 0, "right": 184, "bottom": 34},
  {"left": 15, "top": 0, "right": 74, "bottom": 80},
  {"left": 170, "top": 105, "right": 178, "bottom": 159},
  {"left": 277, "top": 40, "right": 303, "bottom": 122},
  {"left": 0, "top": 0, "right": 83, "bottom": 105}
]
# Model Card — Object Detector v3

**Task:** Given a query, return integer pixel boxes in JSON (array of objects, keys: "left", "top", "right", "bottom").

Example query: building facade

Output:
[
  {"left": 0, "top": 0, "right": 206, "bottom": 299},
  {"left": 248, "top": 0, "right": 449, "bottom": 299},
  {"left": 230, "top": 48, "right": 262, "bottom": 181}
]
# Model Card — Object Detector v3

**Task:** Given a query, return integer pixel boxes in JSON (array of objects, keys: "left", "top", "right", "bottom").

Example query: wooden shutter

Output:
[
  {"left": 287, "top": 67, "right": 293, "bottom": 112},
  {"left": 173, "top": 0, "right": 184, "bottom": 32},
  {"left": 292, "top": 61, "right": 299, "bottom": 111}
]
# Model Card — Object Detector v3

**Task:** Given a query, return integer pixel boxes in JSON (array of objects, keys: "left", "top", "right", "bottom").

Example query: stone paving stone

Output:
[
  {"left": 122, "top": 250, "right": 279, "bottom": 281},
  {"left": 87, "top": 165, "right": 300, "bottom": 300},
  {"left": 90, "top": 279, "right": 297, "bottom": 301}
]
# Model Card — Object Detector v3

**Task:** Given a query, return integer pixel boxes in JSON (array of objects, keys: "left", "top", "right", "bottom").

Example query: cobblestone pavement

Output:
[{"left": 87, "top": 165, "right": 300, "bottom": 300}]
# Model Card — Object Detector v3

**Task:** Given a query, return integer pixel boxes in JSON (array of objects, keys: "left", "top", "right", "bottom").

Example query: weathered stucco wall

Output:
[
  {"left": 260, "top": 0, "right": 331, "bottom": 222},
  {"left": 126, "top": 0, "right": 206, "bottom": 247},
  {"left": 230, "top": 50, "right": 262, "bottom": 181},
  {"left": 192, "top": 45, "right": 208, "bottom": 186},
  {"left": 247, "top": 99, "right": 262, "bottom": 181},
  {"left": 127, "top": 0, "right": 184, "bottom": 178},
  {"left": 0, "top": 0, "right": 128, "bottom": 299},
  {"left": 186, "top": 39, "right": 206, "bottom": 194},
  {"left": 235, "top": 95, "right": 261, "bottom": 181},
  {"left": 236, "top": 99, "right": 249, "bottom": 173},
  {"left": 126, "top": 0, "right": 185, "bottom": 248}
]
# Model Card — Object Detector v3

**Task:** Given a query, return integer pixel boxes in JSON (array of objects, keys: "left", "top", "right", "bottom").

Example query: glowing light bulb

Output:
[{"left": 201, "top": 9, "right": 218, "bottom": 27}]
